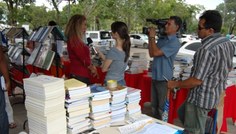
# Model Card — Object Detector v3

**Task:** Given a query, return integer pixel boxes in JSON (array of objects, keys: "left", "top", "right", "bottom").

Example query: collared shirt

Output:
[
  {"left": 188, "top": 33, "right": 235, "bottom": 109},
  {"left": 152, "top": 34, "right": 181, "bottom": 80}
]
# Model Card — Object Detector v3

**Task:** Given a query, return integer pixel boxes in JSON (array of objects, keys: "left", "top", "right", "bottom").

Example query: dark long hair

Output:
[{"left": 111, "top": 21, "right": 131, "bottom": 62}]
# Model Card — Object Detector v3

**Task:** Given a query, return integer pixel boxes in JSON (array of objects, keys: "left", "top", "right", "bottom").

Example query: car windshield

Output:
[
  {"left": 185, "top": 42, "right": 201, "bottom": 51},
  {"left": 143, "top": 35, "right": 148, "bottom": 40},
  {"left": 100, "top": 31, "right": 111, "bottom": 39}
]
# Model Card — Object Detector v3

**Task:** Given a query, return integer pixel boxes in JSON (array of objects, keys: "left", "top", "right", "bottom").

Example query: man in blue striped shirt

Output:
[{"left": 168, "top": 10, "right": 235, "bottom": 134}]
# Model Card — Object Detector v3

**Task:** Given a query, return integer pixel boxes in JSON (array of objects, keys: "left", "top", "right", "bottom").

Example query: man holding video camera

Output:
[{"left": 148, "top": 16, "right": 182, "bottom": 120}]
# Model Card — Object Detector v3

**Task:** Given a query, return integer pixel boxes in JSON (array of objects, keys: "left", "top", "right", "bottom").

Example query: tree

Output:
[
  {"left": 47, "top": 0, "right": 64, "bottom": 24},
  {"left": 216, "top": 0, "right": 236, "bottom": 34},
  {"left": 2, "top": 0, "right": 35, "bottom": 26},
  {"left": 17, "top": 4, "right": 50, "bottom": 29},
  {"left": 0, "top": 2, "right": 8, "bottom": 24}
]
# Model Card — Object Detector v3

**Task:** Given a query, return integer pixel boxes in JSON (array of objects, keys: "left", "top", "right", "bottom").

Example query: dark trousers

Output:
[
  {"left": 70, "top": 74, "right": 90, "bottom": 85},
  {"left": 151, "top": 80, "right": 168, "bottom": 120},
  {"left": 0, "top": 90, "right": 9, "bottom": 134}
]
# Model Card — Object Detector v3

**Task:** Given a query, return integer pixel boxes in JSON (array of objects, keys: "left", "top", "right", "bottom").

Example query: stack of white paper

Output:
[
  {"left": 227, "top": 69, "right": 236, "bottom": 87},
  {"left": 126, "top": 87, "right": 142, "bottom": 117},
  {"left": 64, "top": 78, "right": 92, "bottom": 134},
  {"left": 109, "top": 85, "right": 127, "bottom": 124},
  {"left": 23, "top": 75, "right": 66, "bottom": 134},
  {"left": 89, "top": 85, "right": 111, "bottom": 129},
  {"left": 127, "top": 53, "right": 148, "bottom": 74}
]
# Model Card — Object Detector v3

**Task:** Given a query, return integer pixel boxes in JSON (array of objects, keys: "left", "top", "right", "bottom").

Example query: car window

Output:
[
  {"left": 100, "top": 31, "right": 111, "bottom": 39},
  {"left": 130, "top": 35, "right": 135, "bottom": 38},
  {"left": 185, "top": 42, "right": 201, "bottom": 51},
  {"left": 136, "top": 35, "right": 141, "bottom": 39},
  {"left": 89, "top": 33, "right": 98, "bottom": 39}
]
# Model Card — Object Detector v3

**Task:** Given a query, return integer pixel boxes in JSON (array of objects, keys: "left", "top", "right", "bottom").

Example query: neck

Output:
[{"left": 116, "top": 39, "right": 124, "bottom": 51}]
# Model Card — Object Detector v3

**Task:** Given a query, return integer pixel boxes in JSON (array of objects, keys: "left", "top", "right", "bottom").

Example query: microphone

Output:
[
  {"left": 87, "top": 37, "right": 97, "bottom": 55},
  {"left": 87, "top": 37, "right": 93, "bottom": 46}
]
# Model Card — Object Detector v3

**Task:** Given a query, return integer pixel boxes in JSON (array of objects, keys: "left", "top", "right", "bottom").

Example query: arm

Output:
[
  {"left": 168, "top": 77, "right": 202, "bottom": 91},
  {"left": 168, "top": 49, "right": 213, "bottom": 91},
  {"left": 101, "top": 59, "right": 112, "bottom": 72},
  {"left": 69, "top": 39, "right": 91, "bottom": 66},
  {"left": 96, "top": 48, "right": 106, "bottom": 61},
  {"left": 96, "top": 48, "right": 113, "bottom": 72},
  {"left": 0, "top": 47, "right": 10, "bottom": 91},
  {"left": 148, "top": 27, "right": 164, "bottom": 57}
]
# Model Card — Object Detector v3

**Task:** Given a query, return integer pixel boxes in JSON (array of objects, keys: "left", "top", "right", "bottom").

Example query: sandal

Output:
[{"left": 9, "top": 122, "right": 17, "bottom": 129}]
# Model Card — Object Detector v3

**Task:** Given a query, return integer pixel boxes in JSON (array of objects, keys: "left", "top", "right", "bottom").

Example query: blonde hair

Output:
[{"left": 64, "top": 14, "right": 86, "bottom": 41}]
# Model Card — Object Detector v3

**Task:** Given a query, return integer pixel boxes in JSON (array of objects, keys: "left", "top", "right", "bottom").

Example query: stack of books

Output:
[
  {"left": 89, "top": 85, "right": 111, "bottom": 129},
  {"left": 23, "top": 75, "right": 66, "bottom": 134},
  {"left": 127, "top": 52, "right": 148, "bottom": 74},
  {"left": 126, "top": 87, "right": 142, "bottom": 117},
  {"left": 180, "top": 65, "right": 192, "bottom": 80},
  {"left": 109, "top": 85, "right": 128, "bottom": 125},
  {"left": 227, "top": 69, "right": 236, "bottom": 87},
  {"left": 64, "top": 78, "right": 92, "bottom": 134}
]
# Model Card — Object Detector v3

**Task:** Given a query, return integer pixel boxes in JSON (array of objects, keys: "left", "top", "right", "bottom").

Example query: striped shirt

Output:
[{"left": 187, "top": 33, "right": 235, "bottom": 109}]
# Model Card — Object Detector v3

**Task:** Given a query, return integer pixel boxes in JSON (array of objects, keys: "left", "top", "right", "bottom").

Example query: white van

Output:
[{"left": 86, "top": 30, "right": 115, "bottom": 47}]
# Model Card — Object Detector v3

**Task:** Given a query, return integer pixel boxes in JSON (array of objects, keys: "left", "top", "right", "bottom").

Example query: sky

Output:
[
  {"left": 36, "top": 0, "right": 224, "bottom": 9},
  {"left": 35, "top": 0, "right": 225, "bottom": 11},
  {"left": 185, "top": 0, "right": 224, "bottom": 10}
]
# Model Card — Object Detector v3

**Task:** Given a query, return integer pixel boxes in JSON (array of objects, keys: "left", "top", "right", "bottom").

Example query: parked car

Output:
[
  {"left": 178, "top": 34, "right": 197, "bottom": 44},
  {"left": 86, "top": 30, "right": 115, "bottom": 47},
  {"left": 130, "top": 34, "right": 149, "bottom": 48},
  {"left": 231, "top": 39, "right": 236, "bottom": 59},
  {"left": 177, "top": 40, "right": 236, "bottom": 68}
]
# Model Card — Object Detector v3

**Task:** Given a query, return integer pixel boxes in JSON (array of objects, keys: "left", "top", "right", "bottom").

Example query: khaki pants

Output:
[
  {"left": 217, "top": 91, "right": 225, "bottom": 134},
  {"left": 178, "top": 101, "right": 210, "bottom": 134}
]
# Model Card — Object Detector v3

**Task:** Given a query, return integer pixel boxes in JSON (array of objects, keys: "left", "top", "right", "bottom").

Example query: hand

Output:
[
  {"left": 5, "top": 81, "right": 11, "bottom": 92},
  {"left": 60, "top": 57, "right": 64, "bottom": 66},
  {"left": 148, "top": 27, "right": 156, "bottom": 38},
  {"left": 89, "top": 65, "right": 99, "bottom": 78},
  {"left": 167, "top": 80, "right": 178, "bottom": 92}
]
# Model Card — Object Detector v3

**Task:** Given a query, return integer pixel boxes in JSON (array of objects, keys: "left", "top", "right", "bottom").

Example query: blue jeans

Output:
[
  {"left": 104, "top": 79, "right": 126, "bottom": 86},
  {"left": 0, "top": 90, "right": 9, "bottom": 134}
]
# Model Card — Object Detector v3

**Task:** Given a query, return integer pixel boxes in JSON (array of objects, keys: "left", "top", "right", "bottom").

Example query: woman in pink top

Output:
[{"left": 64, "top": 14, "right": 98, "bottom": 85}]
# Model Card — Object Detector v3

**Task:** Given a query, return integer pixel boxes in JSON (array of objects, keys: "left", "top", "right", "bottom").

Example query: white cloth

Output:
[{"left": 1, "top": 76, "right": 14, "bottom": 123}]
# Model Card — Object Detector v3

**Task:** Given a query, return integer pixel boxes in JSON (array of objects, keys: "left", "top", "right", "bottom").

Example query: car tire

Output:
[{"left": 143, "top": 43, "right": 148, "bottom": 49}]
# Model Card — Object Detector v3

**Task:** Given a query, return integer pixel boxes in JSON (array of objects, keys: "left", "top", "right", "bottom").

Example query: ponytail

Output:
[
  {"left": 111, "top": 21, "right": 131, "bottom": 62},
  {"left": 123, "top": 34, "right": 131, "bottom": 62}
]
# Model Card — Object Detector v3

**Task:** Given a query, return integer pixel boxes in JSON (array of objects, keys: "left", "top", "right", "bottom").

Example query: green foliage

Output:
[
  {"left": 1, "top": 0, "right": 204, "bottom": 34},
  {"left": 216, "top": 0, "right": 236, "bottom": 34}
]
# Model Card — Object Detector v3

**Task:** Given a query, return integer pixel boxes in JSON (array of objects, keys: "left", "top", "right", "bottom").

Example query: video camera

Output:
[{"left": 143, "top": 18, "right": 168, "bottom": 37}]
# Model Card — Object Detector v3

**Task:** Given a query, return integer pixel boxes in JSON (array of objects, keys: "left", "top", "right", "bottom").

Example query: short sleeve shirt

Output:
[
  {"left": 152, "top": 35, "right": 181, "bottom": 80},
  {"left": 105, "top": 47, "right": 127, "bottom": 81},
  {"left": 187, "top": 33, "right": 235, "bottom": 109}
]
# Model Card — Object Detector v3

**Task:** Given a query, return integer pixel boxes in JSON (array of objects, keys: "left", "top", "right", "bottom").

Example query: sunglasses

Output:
[{"left": 198, "top": 25, "right": 206, "bottom": 30}]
